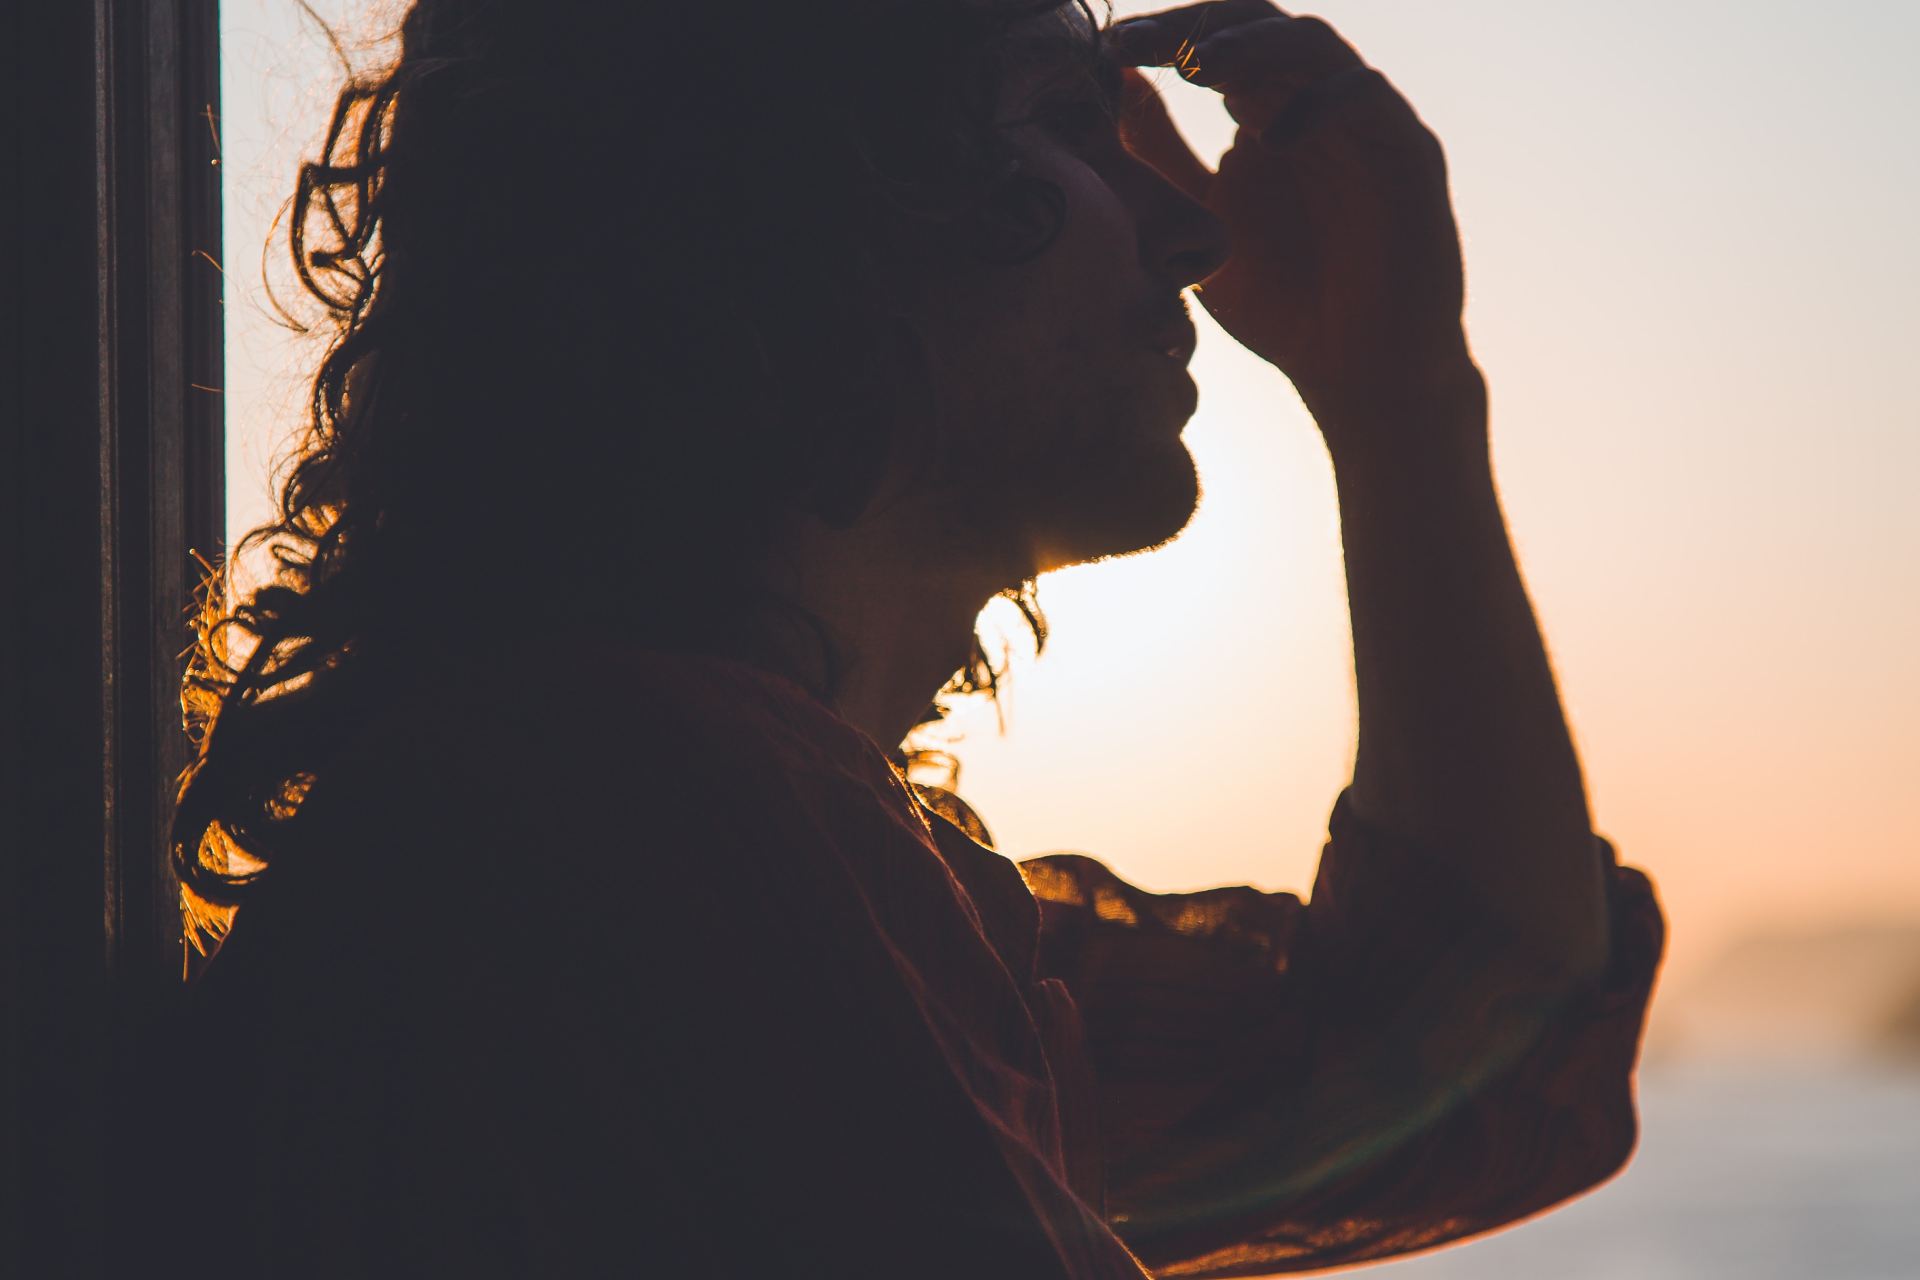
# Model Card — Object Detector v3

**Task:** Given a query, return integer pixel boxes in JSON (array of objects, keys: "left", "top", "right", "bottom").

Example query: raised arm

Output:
[
  {"left": 1111, "top": 4, "right": 1606, "bottom": 981},
  {"left": 1326, "top": 370, "right": 1609, "bottom": 981}
]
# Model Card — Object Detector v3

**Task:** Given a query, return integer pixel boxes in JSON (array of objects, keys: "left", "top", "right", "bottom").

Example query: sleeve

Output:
[
  {"left": 289, "top": 677, "right": 1116, "bottom": 1279},
  {"left": 1015, "top": 788, "right": 1666, "bottom": 1278}
]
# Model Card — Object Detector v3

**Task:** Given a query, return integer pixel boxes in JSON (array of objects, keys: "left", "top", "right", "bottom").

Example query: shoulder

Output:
[
  {"left": 295, "top": 637, "right": 932, "bottom": 907},
  {"left": 310, "top": 638, "right": 860, "bottom": 825},
  {"left": 253, "top": 642, "right": 859, "bottom": 935}
]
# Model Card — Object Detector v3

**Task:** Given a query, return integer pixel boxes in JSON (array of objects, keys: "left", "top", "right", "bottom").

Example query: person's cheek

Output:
[{"left": 1060, "top": 165, "right": 1145, "bottom": 320}]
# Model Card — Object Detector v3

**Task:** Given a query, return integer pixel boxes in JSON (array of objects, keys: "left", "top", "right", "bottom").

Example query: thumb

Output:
[{"left": 1117, "top": 66, "right": 1212, "bottom": 203}]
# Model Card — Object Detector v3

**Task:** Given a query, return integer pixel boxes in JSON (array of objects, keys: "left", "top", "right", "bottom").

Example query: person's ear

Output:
[{"left": 806, "top": 318, "right": 935, "bottom": 528}]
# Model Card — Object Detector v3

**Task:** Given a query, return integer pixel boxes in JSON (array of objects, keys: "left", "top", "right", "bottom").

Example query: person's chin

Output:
[{"left": 1033, "top": 433, "right": 1200, "bottom": 573}]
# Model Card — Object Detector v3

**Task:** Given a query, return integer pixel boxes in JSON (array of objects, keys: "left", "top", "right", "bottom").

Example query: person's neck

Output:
[{"left": 766, "top": 507, "right": 1020, "bottom": 754}]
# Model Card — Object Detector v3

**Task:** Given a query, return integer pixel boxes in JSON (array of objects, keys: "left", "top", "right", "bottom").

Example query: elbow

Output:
[
  {"left": 1594, "top": 1090, "right": 1641, "bottom": 1186},
  {"left": 1525, "top": 1078, "right": 1642, "bottom": 1226},
  {"left": 1565, "top": 1063, "right": 1644, "bottom": 1206}
]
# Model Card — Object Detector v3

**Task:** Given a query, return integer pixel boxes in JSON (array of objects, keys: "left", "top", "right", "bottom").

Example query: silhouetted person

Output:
[{"left": 124, "top": 2, "right": 1663, "bottom": 1275}]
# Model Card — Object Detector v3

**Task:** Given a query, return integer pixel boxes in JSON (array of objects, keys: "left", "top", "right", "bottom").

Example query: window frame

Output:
[{"left": 2, "top": 1, "right": 223, "bottom": 1270}]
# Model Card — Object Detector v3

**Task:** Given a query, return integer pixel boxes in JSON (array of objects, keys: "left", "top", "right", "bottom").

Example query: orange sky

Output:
[{"left": 222, "top": 0, "right": 1920, "bottom": 989}]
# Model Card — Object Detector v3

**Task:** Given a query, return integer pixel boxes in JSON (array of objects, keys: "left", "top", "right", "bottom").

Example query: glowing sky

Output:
[{"left": 222, "top": 0, "right": 1920, "bottom": 989}]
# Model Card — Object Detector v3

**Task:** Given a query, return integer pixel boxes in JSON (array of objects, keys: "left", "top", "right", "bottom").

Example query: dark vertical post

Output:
[
  {"left": 103, "top": 0, "right": 226, "bottom": 1001},
  {"left": 1, "top": 2, "right": 108, "bottom": 1271},
  {"left": 1, "top": 1, "right": 222, "bottom": 1273}
]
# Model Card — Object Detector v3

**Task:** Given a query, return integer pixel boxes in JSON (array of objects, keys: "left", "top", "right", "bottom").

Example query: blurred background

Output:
[{"left": 220, "top": 2, "right": 1919, "bottom": 1275}]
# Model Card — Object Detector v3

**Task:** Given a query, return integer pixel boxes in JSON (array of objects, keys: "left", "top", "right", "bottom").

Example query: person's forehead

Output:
[{"left": 1002, "top": 5, "right": 1118, "bottom": 96}]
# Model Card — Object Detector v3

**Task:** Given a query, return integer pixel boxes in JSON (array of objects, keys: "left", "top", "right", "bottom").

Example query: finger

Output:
[
  {"left": 1179, "top": 14, "right": 1362, "bottom": 91},
  {"left": 1168, "top": 15, "right": 1404, "bottom": 145},
  {"left": 1251, "top": 63, "right": 1405, "bottom": 147},
  {"left": 1115, "top": 66, "right": 1212, "bottom": 202},
  {"left": 1106, "top": 0, "right": 1285, "bottom": 71}
]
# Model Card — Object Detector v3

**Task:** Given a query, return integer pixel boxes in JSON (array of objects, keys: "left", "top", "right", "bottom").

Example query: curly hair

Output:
[{"left": 174, "top": 0, "right": 1113, "bottom": 950}]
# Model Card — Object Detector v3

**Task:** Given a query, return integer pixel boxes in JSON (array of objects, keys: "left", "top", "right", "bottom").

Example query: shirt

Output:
[{"left": 126, "top": 639, "right": 1663, "bottom": 1278}]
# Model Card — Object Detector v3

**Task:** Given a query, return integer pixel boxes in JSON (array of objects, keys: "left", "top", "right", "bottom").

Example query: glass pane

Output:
[{"left": 221, "top": 1, "right": 397, "bottom": 566}]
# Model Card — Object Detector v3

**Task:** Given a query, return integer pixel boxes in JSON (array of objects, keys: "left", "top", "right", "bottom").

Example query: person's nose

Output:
[{"left": 1135, "top": 167, "right": 1229, "bottom": 290}]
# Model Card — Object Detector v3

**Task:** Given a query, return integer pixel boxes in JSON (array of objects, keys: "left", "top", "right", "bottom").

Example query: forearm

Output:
[{"left": 1313, "top": 362, "right": 1609, "bottom": 982}]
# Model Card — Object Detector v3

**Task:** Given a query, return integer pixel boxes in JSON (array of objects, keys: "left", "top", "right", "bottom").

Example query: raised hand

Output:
[{"left": 1110, "top": 2, "right": 1475, "bottom": 423}]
